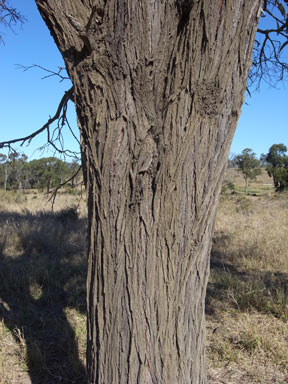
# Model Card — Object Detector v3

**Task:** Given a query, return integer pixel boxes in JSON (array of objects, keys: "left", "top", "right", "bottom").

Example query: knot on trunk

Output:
[{"left": 194, "top": 80, "right": 223, "bottom": 118}]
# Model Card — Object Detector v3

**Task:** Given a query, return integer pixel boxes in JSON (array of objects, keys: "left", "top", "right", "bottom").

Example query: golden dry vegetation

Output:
[
  {"left": 0, "top": 189, "right": 87, "bottom": 384},
  {"left": 0, "top": 169, "right": 287, "bottom": 383},
  {"left": 207, "top": 169, "right": 288, "bottom": 384}
]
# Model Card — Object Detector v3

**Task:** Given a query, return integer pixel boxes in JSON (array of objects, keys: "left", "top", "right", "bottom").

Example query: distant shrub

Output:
[{"left": 221, "top": 181, "right": 235, "bottom": 194}]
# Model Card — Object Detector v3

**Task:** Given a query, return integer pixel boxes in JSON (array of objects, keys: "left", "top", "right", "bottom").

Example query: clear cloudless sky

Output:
[{"left": 1, "top": 0, "right": 287, "bottom": 160}]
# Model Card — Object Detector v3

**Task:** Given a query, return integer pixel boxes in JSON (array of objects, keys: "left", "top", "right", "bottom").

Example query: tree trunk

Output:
[
  {"left": 245, "top": 176, "right": 249, "bottom": 195},
  {"left": 46, "top": 178, "right": 50, "bottom": 194},
  {"left": 35, "top": 1, "right": 262, "bottom": 382},
  {"left": 4, "top": 162, "right": 7, "bottom": 191},
  {"left": 17, "top": 177, "right": 22, "bottom": 192}
]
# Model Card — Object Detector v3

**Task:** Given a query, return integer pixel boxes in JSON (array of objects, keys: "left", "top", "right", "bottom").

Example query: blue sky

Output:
[{"left": 1, "top": 0, "right": 287, "bottom": 160}]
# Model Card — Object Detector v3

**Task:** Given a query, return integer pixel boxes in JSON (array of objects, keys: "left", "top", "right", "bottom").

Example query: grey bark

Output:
[{"left": 35, "top": 1, "right": 262, "bottom": 383}]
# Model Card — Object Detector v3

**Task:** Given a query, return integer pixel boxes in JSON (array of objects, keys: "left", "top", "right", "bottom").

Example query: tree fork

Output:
[{"left": 35, "top": 0, "right": 262, "bottom": 382}]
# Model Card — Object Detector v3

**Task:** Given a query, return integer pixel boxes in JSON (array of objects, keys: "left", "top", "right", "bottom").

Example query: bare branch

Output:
[
  {"left": 250, "top": 0, "right": 288, "bottom": 89},
  {"left": 0, "top": 86, "right": 74, "bottom": 149},
  {"left": 1, "top": 61, "right": 80, "bottom": 159},
  {"left": 47, "top": 165, "right": 83, "bottom": 209},
  {"left": 0, "top": 0, "right": 26, "bottom": 43},
  {"left": 16, "top": 64, "right": 70, "bottom": 82},
  {"left": 65, "top": 117, "right": 81, "bottom": 146}
]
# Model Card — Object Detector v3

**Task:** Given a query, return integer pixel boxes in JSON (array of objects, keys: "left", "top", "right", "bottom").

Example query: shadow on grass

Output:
[
  {"left": 206, "top": 233, "right": 288, "bottom": 321},
  {"left": 0, "top": 209, "right": 87, "bottom": 384}
]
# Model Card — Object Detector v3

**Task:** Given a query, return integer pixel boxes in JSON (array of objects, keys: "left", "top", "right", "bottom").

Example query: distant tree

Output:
[
  {"left": 28, "top": 157, "right": 76, "bottom": 193},
  {"left": 235, "top": 148, "right": 261, "bottom": 195},
  {"left": 0, "top": 154, "right": 81, "bottom": 192},
  {"left": 0, "top": 153, "right": 8, "bottom": 190},
  {"left": 29, "top": 157, "right": 57, "bottom": 193},
  {"left": 67, "top": 159, "right": 81, "bottom": 188},
  {"left": 260, "top": 153, "right": 269, "bottom": 167},
  {"left": 228, "top": 153, "right": 238, "bottom": 168},
  {"left": 6, "top": 152, "right": 28, "bottom": 190},
  {"left": 266, "top": 144, "right": 288, "bottom": 191}
]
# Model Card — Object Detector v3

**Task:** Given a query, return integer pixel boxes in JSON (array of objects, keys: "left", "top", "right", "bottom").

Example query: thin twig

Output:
[
  {"left": 48, "top": 166, "right": 83, "bottom": 210},
  {"left": 0, "top": 87, "right": 74, "bottom": 149},
  {"left": 16, "top": 64, "right": 70, "bottom": 82}
]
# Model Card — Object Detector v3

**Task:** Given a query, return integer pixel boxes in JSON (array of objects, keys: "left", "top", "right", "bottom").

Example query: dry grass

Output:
[
  {"left": 0, "top": 188, "right": 87, "bottom": 216},
  {"left": 207, "top": 312, "right": 288, "bottom": 384},
  {"left": 207, "top": 169, "right": 288, "bottom": 383},
  {"left": 0, "top": 170, "right": 287, "bottom": 383},
  {"left": 0, "top": 190, "right": 87, "bottom": 384}
]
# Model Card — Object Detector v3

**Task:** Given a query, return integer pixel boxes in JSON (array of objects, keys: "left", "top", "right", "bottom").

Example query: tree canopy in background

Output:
[
  {"left": 0, "top": 152, "right": 81, "bottom": 192},
  {"left": 266, "top": 143, "right": 288, "bottom": 190}
]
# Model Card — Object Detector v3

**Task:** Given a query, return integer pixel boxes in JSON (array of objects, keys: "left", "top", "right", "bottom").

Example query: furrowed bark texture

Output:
[{"left": 36, "top": 1, "right": 262, "bottom": 383}]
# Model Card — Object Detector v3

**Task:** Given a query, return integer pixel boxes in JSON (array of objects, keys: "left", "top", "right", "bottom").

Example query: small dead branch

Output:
[
  {"left": 16, "top": 64, "right": 70, "bottom": 82},
  {"left": 0, "top": 86, "right": 74, "bottom": 152},
  {"left": 0, "top": 0, "right": 26, "bottom": 43},
  {"left": 47, "top": 165, "right": 83, "bottom": 210}
]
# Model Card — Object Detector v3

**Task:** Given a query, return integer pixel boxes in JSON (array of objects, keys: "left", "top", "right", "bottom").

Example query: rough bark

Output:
[{"left": 35, "top": 1, "right": 262, "bottom": 383}]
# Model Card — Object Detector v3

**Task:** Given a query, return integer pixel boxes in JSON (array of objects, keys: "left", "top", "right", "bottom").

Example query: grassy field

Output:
[
  {"left": 0, "top": 170, "right": 287, "bottom": 383},
  {"left": 207, "top": 170, "right": 288, "bottom": 383},
  {"left": 0, "top": 191, "right": 87, "bottom": 384}
]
